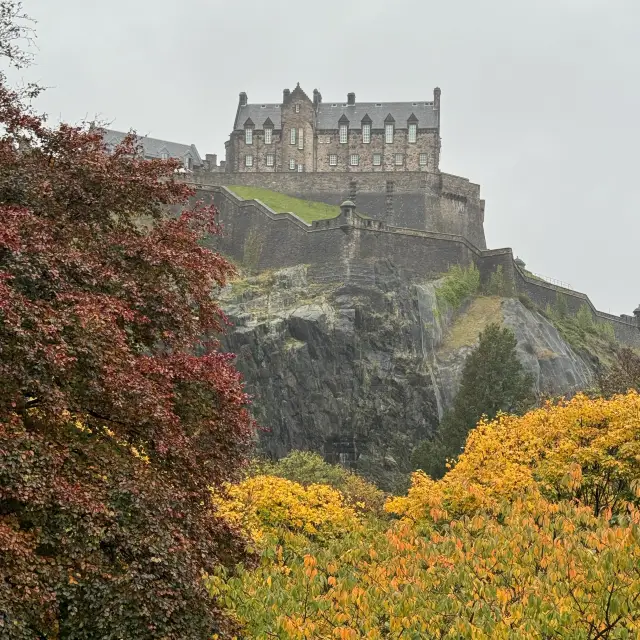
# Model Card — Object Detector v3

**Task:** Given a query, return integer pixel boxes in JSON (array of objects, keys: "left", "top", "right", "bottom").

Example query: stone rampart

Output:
[
  {"left": 188, "top": 169, "right": 486, "bottom": 249},
  {"left": 199, "top": 186, "right": 640, "bottom": 349}
]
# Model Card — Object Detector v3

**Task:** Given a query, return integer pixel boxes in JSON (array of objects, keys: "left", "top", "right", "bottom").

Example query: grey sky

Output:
[{"left": 13, "top": 0, "right": 640, "bottom": 315}]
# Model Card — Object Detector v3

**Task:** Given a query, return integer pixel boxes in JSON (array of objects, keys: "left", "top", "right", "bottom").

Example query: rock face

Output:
[{"left": 220, "top": 264, "right": 594, "bottom": 488}]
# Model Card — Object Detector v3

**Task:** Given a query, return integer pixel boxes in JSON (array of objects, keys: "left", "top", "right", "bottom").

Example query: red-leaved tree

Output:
[{"left": 0, "top": 3, "right": 255, "bottom": 637}]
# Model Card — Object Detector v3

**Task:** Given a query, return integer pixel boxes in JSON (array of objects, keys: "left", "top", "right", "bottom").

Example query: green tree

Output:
[{"left": 412, "top": 323, "right": 534, "bottom": 479}]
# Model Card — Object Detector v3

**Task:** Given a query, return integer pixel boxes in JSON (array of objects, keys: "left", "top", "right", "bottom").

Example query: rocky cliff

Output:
[{"left": 220, "top": 263, "right": 596, "bottom": 489}]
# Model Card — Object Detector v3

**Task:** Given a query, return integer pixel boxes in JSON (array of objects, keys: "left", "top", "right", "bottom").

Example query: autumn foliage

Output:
[
  {"left": 214, "top": 393, "right": 640, "bottom": 639},
  {"left": 0, "top": 5, "right": 254, "bottom": 636}
]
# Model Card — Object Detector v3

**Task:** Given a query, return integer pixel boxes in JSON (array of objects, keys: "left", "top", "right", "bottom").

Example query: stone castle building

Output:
[{"left": 225, "top": 83, "right": 441, "bottom": 174}]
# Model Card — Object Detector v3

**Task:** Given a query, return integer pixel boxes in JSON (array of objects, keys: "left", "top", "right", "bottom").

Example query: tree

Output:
[
  {"left": 0, "top": 4, "right": 255, "bottom": 636},
  {"left": 412, "top": 323, "right": 533, "bottom": 478},
  {"left": 599, "top": 348, "right": 640, "bottom": 398}
]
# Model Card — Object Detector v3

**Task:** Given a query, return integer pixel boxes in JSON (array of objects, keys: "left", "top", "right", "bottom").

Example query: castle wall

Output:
[
  {"left": 189, "top": 170, "right": 486, "bottom": 249},
  {"left": 200, "top": 186, "right": 640, "bottom": 350}
]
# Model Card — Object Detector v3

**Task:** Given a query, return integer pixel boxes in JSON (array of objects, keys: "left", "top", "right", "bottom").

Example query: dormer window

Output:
[
  {"left": 184, "top": 156, "right": 193, "bottom": 170},
  {"left": 385, "top": 124, "right": 394, "bottom": 144},
  {"left": 339, "top": 124, "right": 348, "bottom": 144},
  {"left": 160, "top": 151, "right": 168, "bottom": 160},
  {"left": 245, "top": 127, "right": 253, "bottom": 145},
  {"left": 264, "top": 127, "right": 272, "bottom": 144},
  {"left": 408, "top": 123, "right": 417, "bottom": 143},
  {"left": 362, "top": 123, "right": 371, "bottom": 144}
]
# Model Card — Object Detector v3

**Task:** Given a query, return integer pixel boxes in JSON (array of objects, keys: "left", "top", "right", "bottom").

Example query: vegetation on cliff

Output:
[{"left": 413, "top": 322, "right": 534, "bottom": 478}]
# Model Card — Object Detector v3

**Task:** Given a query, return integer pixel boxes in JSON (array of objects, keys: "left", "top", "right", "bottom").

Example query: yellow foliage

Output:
[
  {"left": 210, "top": 394, "right": 640, "bottom": 638},
  {"left": 211, "top": 475, "right": 360, "bottom": 543},
  {"left": 389, "top": 391, "right": 640, "bottom": 520}
]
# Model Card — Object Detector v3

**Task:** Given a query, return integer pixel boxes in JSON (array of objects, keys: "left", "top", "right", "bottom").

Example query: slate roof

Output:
[
  {"left": 101, "top": 129, "right": 203, "bottom": 166},
  {"left": 233, "top": 101, "right": 438, "bottom": 131}
]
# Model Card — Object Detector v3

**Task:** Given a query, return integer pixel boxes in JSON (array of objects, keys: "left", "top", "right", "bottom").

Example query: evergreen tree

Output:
[{"left": 413, "top": 323, "right": 534, "bottom": 478}]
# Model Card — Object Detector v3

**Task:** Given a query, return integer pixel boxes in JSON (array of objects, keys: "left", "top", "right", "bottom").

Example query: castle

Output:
[
  {"left": 100, "top": 85, "right": 640, "bottom": 346},
  {"left": 225, "top": 83, "right": 441, "bottom": 175}
]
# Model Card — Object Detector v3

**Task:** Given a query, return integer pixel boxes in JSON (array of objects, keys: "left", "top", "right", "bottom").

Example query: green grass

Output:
[{"left": 227, "top": 186, "right": 340, "bottom": 223}]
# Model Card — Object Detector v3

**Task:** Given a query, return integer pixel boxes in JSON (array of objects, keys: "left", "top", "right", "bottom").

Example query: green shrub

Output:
[
  {"left": 251, "top": 451, "right": 387, "bottom": 514},
  {"left": 486, "top": 265, "right": 514, "bottom": 297},
  {"left": 435, "top": 264, "right": 480, "bottom": 311},
  {"left": 555, "top": 292, "right": 569, "bottom": 318},
  {"left": 518, "top": 293, "right": 535, "bottom": 311},
  {"left": 577, "top": 304, "right": 595, "bottom": 332}
]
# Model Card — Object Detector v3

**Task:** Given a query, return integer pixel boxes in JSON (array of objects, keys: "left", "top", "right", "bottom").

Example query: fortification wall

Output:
[
  {"left": 201, "top": 187, "right": 640, "bottom": 349},
  {"left": 189, "top": 170, "right": 486, "bottom": 249}
]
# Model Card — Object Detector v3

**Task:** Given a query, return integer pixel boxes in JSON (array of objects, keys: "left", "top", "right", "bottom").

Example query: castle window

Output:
[
  {"left": 266, "top": 153, "right": 274, "bottom": 167},
  {"left": 289, "top": 158, "right": 296, "bottom": 170},
  {"left": 298, "top": 128, "right": 304, "bottom": 150},
  {"left": 362, "top": 123, "right": 371, "bottom": 144},
  {"left": 350, "top": 154, "right": 359, "bottom": 166},
  {"left": 245, "top": 127, "right": 253, "bottom": 145},
  {"left": 290, "top": 128, "right": 297, "bottom": 145},
  {"left": 394, "top": 153, "right": 403, "bottom": 166},
  {"left": 264, "top": 128, "right": 272, "bottom": 144},
  {"left": 245, "top": 154, "right": 253, "bottom": 167},
  {"left": 297, "top": 164, "right": 303, "bottom": 172},
  {"left": 373, "top": 154, "right": 382, "bottom": 166},
  {"left": 160, "top": 151, "right": 168, "bottom": 160},
  {"left": 408, "top": 123, "right": 417, "bottom": 143},
  {"left": 329, "top": 154, "right": 338, "bottom": 166},
  {"left": 184, "top": 156, "right": 193, "bottom": 170},
  {"left": 339, "top": 124, "right": 348, "bottom": 144},
  {"left": 419, "top": 153, "right": 428, "bottom": 166},
  {"left": 295, "top": 104, "right": 300, "bottom": 113},
  {"left": 385, "top": 124, "right": 394, "bottom": 144}
]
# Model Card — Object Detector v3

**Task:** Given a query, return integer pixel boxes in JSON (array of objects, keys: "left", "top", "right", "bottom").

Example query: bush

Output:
[
  {"left": 435, "top": 264, "right": 480, "bottom": 311},
  {"left": 254, "top": 451, "right": 386, "bottom": 514},
  {"left": 577, "top": 304, "right": 595, "bottom": 332},
  {"left": 485, "top": 265, "right": 513, "bottom": 297}
]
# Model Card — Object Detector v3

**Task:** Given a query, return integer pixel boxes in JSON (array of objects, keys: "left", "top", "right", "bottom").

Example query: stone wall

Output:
[
  {"left": 189, "top": 169, "right": 486, "bottom": 249},
  {"left": 200, "top": 186, "right": 640, "bottom": 349}
]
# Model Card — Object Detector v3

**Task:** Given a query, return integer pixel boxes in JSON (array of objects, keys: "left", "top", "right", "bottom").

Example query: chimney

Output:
[
  {"left": 347, "top": 92, "right": 356, "bottom": 106},
  {"left": 239, "top": 92, "right": 248, "bottom": 107},
  {"left": 313, "top": 88, "right": 322, "bottom": 107},
  {"left": 433, "top": 87, "right": 441, "bottom": 110},
  {"left": 283, "top": 88, "right": 291, "bottom": 102}
]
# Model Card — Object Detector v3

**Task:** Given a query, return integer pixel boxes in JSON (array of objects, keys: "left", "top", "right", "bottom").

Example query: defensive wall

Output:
[
  {"left": 192, "top": 186, "right": 640, "bottom": 349},
  {"left": 189, "top": 169, "right": 487, "bottom": 250}
]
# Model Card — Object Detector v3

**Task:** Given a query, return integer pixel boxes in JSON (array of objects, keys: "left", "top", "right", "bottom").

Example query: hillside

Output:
[{"left": 220, "top": 262, "right": 602, "bottom": 490}]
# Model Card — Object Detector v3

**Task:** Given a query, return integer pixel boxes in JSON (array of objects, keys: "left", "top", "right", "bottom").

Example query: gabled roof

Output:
[
  {"left": 361, "top": 113, "right": 372, "bottom": 124},
  {"left": 233, "top": 100, "right": 439, "bottom": 131},
  {"left": 101, "top": 129, "right": 203, "bottom": 165},
  {"left": 338, "top": 114, "right": 350, "bottom": 124},
  {"left": 263, "top": 116, "right": 274, "bottom": 127}
]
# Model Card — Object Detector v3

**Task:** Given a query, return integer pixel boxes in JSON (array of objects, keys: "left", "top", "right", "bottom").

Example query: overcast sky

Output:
[{"left": 11, "top": 0, "right": 640, "bottom": 315}]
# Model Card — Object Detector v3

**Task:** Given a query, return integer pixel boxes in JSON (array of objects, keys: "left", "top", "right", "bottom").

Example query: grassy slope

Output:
[
  {"left": 228, "top": 186, "right": 340, "bottom": 223},
  {"left": 439, "top": 297, "right": 503, "bottom": 354}
]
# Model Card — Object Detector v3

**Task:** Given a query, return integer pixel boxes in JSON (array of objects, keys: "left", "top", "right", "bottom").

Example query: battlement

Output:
[{"left": 187, "top": 168, "right": 486, "bottom": 249}]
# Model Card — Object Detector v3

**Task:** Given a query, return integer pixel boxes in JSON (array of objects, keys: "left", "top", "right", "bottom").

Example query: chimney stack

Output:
[
  {"left": 313, "top": 88, "right": 322, "bottom": 106},
  {"left": 433, "top": 87, "right": 441, "bottom": 110},
  {"left": 283, "top": 88, "right": 291, "bottom": 102},
  {"left": 239, "top": 92, "right": 248, "bottom": 107},
  {"left": 347, "top": 92, "right": 356, "bottom": 106}
]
